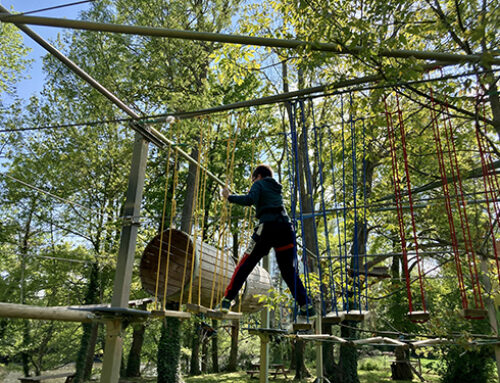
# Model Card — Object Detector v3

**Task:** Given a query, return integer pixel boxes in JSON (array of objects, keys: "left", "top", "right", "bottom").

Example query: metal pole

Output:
[
  {"left": 1, "top": 14, "right": 500, "bottom": 65},
  {"left": 259, "top": 254, "right": 270, "bottom": 383},
  {"left": 100, "top": 132, "right": 148, "bottom": 383},
  {"left": 480, "top": 257, "right": 500, "bottom": 383}
]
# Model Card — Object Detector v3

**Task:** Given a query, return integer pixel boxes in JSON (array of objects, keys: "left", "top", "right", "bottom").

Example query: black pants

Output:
[{"left": 224, "top": 221, "right": 308, "bottom": 307}]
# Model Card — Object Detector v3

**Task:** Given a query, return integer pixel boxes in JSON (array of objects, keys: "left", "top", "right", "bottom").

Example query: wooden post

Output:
[
  {"left": 315, "top": 305, "right": 324, "bottom": 382},
  {"left": 100, "top": 133, "right": 149, "bottom": 383},
  {"left": 259, "top": 253, "right": 270, "bottom": 383},
  {"left": 480, "top": 257, "right": 500, "bottom": 383}
]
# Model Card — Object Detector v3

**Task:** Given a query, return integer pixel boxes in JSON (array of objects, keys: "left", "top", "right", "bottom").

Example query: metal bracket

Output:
[{"left": 122, "top": 215, "right": 141, "bottom": 227}]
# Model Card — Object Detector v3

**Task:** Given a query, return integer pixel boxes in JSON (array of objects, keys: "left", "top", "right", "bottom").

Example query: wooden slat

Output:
[
  {"left": 293, "top": 322, "right": 313, "bottom": 331},
  {"left": 322, "top": 311, "right": 344, "bottom": 324},
  {"left": 206, "top": 309, "right": 242, "bottom": 320},
  {"left": 185, "top": 303, "right": 208, "bottom": 314},
  {"left": 341, "top": 310, "right": 368, "bottom": 322},
  {"left": 150, "top": 309, "right": 191, "bottom": 319},
  {"left": 462, "top": 308, "right": 488, "bottom": 319},
  {"left": 407, "top": 311, "right": 430, "bottom": 322}
]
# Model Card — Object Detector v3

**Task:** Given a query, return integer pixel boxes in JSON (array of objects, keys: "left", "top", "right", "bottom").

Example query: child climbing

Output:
[{"left": 220, "top": 164, "right": 315, "bottom": 318}]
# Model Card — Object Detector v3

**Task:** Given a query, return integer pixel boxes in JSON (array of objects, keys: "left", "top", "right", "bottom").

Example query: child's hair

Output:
[{"left": 252, "top": 164, "right": 273, "bottom": 179}]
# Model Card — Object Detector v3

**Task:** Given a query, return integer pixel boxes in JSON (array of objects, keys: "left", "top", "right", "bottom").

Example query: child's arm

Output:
[{"left": 226, "top": 182, "right": 261, "bottom": 206}]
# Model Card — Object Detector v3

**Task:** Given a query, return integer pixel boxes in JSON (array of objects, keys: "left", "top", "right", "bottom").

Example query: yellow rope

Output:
[
  {"left": 154, "top": 142, "right": 172, "bottom": 311},
  {"left": 209, "top": 135, "right": 233, "bottom": 309},
  {"left": 179, "top": 127, "right": 203, "bottom": 307},
  {"left": 221, "top": 131, "right": 239, "bottom": 307},
  {"left": 187, "top": 127, "right": 205, "bottom": 305},
  {"left": 162, "top": 149, "right": 179, "bottom": 308},
  {"left": 196, "top": 124, "right": 212, "bottom": 306}
]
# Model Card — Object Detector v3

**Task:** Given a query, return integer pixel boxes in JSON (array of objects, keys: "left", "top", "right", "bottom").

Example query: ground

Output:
[{"left": 0, "top": 356, "right": 443, "bottom": 383}]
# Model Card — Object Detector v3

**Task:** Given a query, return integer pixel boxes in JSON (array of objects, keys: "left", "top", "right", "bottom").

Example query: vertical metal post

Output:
[
  {"left": 100, "top": 133, "right": 149, "bottom": 383},
  {"left": 259, "top": 254, "right": 270, "bottom": 383},
  {"left": 315, "top": 307, "right": 324, "bottom": 382},
  {"left": 480, "top": 257, "right": 500, "bottom": 383}
]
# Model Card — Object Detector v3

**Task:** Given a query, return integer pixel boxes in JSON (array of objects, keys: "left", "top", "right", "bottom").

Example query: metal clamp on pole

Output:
[{"left": 122, "top": 215, "right": 141, "bottom": 227}]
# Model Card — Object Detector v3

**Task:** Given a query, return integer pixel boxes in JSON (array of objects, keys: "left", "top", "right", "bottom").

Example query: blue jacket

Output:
[{"left": 228, "top": 177, "right": 289, "bottom": 223}]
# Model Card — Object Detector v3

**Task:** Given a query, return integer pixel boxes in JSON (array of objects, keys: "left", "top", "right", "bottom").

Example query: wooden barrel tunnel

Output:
[{"left": 140, "top": 229, "right": 271, "bottom": 313}]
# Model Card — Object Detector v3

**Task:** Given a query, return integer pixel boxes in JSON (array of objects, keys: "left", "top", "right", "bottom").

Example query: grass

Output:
[{"left": 180, "top": 355, "right": 442, "bottom": 383}]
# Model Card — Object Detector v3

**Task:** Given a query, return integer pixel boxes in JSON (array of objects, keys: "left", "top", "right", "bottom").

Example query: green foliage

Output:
[
  {"left": 0, "top": 21, "right": 32, "bottom": 98},
  {"left": 439, "top": 345, "right": 495, "bottom": 383}
]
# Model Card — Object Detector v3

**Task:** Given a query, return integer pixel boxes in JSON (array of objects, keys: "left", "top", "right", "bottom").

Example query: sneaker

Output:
[
  {"left": 220, "top": 298, "right": 232, "bottom": 313},
  {"left": 298, "top": 304, "right": 317, "bottom": 319}
]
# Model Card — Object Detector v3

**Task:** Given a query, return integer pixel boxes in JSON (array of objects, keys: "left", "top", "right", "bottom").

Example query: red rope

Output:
[
  {"left": 475, "top": 96, "right": 500, "bottom": 286},
  {"left": 395, "top": 93, "right": 427, "bottom": 313},
  {"left": 441, "top": 96, "right": 484, "bottom": 309},
  {"left": 384, "top": 97, "right": 414, "bottom": 313},
  {"left": 429, "top": 89, "right": 468, "bottom": 309}
]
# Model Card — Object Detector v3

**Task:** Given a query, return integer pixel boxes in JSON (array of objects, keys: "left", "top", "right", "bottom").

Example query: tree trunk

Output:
[
  {"left": 125, "top": 301, "right": 148, "bottom": 377},
  {"left": 189, "top": 328, "right": 201, "bottom": 375},
  {"left": 391, "top": 347, "right": 413, "bottom": 381},
  {"left": 334, "top": 323, "right": 360, "bottom": 383},
  {"left": 21, "top": 320, "right": 31, "bottom": 377},
  {"left": 74, "top": 263, "right": 100, "bottom": 383},
  {"left": 126, "top": 321, "right": 146, "bottom": 377},
  {"left": 83, "top": 323, "right": 99, "bottom": 380},
  {"left": 158, "top": 315, "right": 181, "bottom": 383},
  {"left": 227, "top": 319, "right": 239, "bottom": 372},
  {"left": 293, "top": 338, "right": 310, "bottom": 380},
  {"left": 322, "top": 323, "right": 336, "bottom": 377},
  {"left": 201, "top": 338, "right": 209, "bottom": 373},
  {"left": 20, "top": 202, "right": 34, "bottom": 377},
  {"left": 211, "top": 319, "right": 219, "bottom": 373}
]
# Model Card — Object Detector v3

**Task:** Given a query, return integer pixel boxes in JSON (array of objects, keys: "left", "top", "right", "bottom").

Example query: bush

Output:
[{"left": 439, "top": 346, "right": 495, "bottom": 383}]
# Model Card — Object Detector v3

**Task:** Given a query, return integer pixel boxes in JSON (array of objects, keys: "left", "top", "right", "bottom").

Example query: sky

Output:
[{"left": 2, "top": 1, "right": 92, "bottom": 102}]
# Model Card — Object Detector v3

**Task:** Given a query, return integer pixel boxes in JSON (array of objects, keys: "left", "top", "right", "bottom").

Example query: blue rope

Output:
[
  {"left": 290, "top": 102, "right": 313, "bottom": 319},
  {"left": 286, "top": 103, "right": 300, "bottom": 319},
  {"left": 310, "top": 100, "right": 336, "bottom": 316},
  {"left": 299, "top": 99, "right": 326, "bottom": 317},
  {"left": 349, "top": 93, "right": 361, "bottom": 313},
  {"left": 294, "top": 100, "right": 313, "bottom": 320},
  {"left": 362, "top": 118, "right": 369, "bottom": 311},
  {"left": 341, "top": 96, "right": 349, "bottom": 311},
  {"left": 328, "top": 124, "right": 343, "bottom": 314}
]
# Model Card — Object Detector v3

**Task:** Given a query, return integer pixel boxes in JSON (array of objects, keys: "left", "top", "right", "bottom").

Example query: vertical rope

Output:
[
  {"left": 328, "top": 122, "right": 343, "bottom": 315},
  {"left": 438, "top": 91, "right": 484, "bottom": 310},
  {"left": 290, "top": 101, "right": 310, "bottom": 319},
  {"left": 349, "top": 94, "right": 362, "bottom": 312},
  {"left": 384, "top": 96, "right": 414, "bottom": 313},
  {"left": 162, "top": 149, "right": 180, "bottom": 308},
  {"left": 362, "top": 118, "right": 369, "bottom": 311},
  {"left": 179, "top": 130, "right": 203, "bottom": 304},
  {"left": 299, "top": 98, "right": 325, "bottom": 317},
  {"left": 285, "top": 105, "right": 300, "bottom": 317},
  {"left": 429, "top": 89, "right": 468, "bottom": 310},
  {"left": 475, "top": 96, "right": 500, "bottom": 285},
  {"left": 311, "top": 100, "right": 337, "bottom": 315},
  {"left": 395, "top": 93, "right": 427, "bottom": 313},
  {"left": 196, "top": 122, "right": 211, "bottom": 307},
  {"left": 341, "top": 95, "right": 349, "bottom": 311},
  {"left": 154, "top": 142, "right": 172, "bottom": 310}
]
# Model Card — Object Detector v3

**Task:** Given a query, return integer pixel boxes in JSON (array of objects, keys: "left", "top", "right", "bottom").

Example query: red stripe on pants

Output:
[
  {"left": 275, "top": 243, "right": 294, "bottom": 252},
  {"left": 224, "top": 252, "right": 251, "bottom": 297}
]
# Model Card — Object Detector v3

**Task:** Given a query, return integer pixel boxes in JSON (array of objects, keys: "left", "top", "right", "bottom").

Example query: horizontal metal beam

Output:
[
  {"left": 0, "top": 302, "right": 95, "bottom": 322},
  {"left": 1, "top": 14, "right": 499, "bottom": 65}
]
